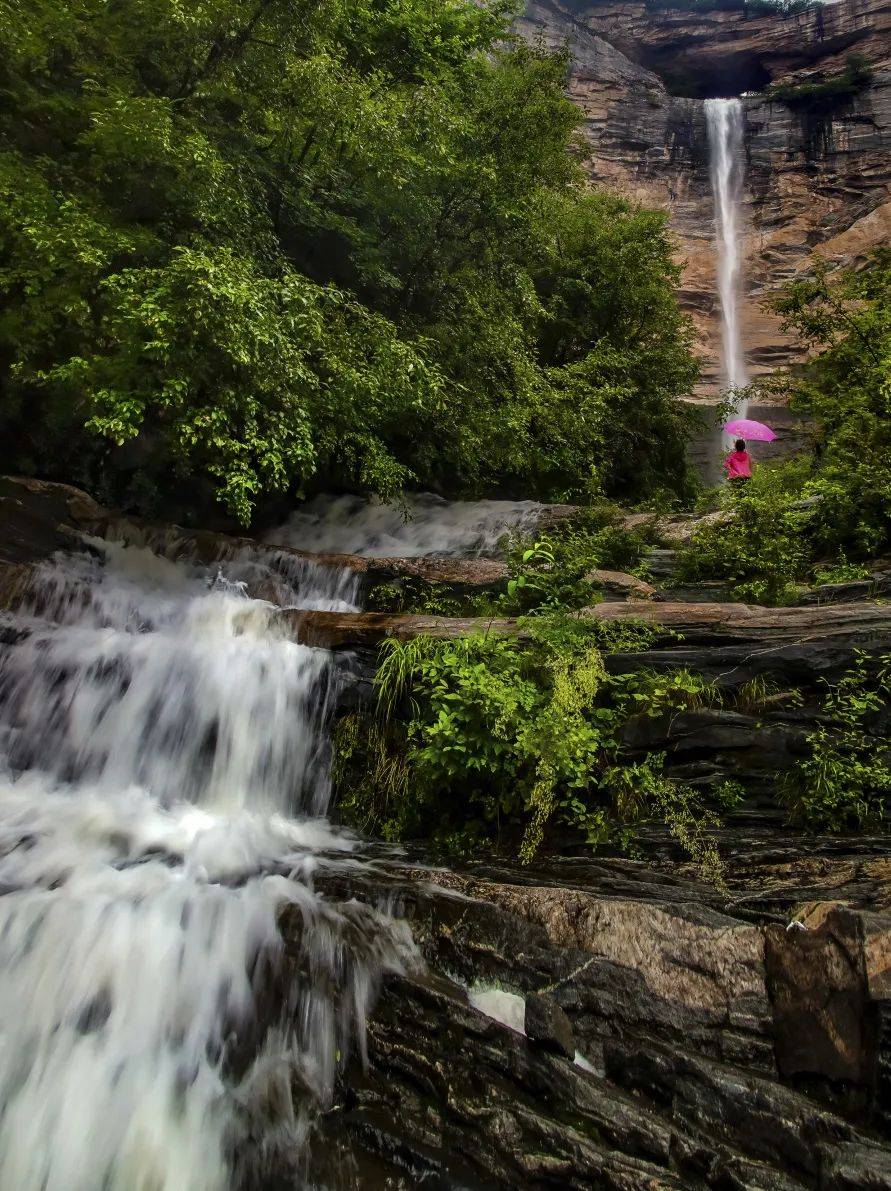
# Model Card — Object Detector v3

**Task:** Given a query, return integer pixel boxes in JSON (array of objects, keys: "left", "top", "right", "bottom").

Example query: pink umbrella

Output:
[{"left": 723, "top": 418, "right": 776, "bottom": 442}]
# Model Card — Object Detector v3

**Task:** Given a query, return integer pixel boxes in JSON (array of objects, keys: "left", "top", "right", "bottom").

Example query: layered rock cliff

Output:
[{"left": 520, "top": 0, "right": 891, "bottom": 397}]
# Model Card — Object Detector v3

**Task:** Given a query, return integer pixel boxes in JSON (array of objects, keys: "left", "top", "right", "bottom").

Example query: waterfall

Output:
[
  {"left": 705, "top": 98, "right": 749, "bottom": 403},
  {"left": 0, "top": 536, "right": 415, "bottom": 1190},
  {"left": 0, "top": 488, "right": 560, "bottom": 1188},
  {"left": 267, "top": 492, "right": 548, "bottom": 558}
]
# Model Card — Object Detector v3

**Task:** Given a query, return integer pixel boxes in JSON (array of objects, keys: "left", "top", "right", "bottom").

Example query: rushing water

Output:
[
  {"left": 705, "top": 97, "right": 749, "bottom": 404},
  {"left": 0, "top": 535, "right": 415, "bottom": 1190},
  {"left": 267, "top": 492, "right": 547, "bottom": 558}
]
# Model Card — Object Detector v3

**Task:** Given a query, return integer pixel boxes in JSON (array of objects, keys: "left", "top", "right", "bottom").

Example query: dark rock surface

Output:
[
  {"left": 524, "top": 992, "right": 575, "bottom": 1058},
  {"left": 0, "top": 475, "right": 105, "bottom": 565},
  {"left": 304, "top": 842, "right": 891, "bottom": 1187}
]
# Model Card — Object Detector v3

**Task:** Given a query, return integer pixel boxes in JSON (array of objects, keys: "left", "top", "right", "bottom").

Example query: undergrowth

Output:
[
  {"left": 764, "top": 55, "right": 873, "bottom": 108},
  {"left": 783, "top": 652, "right": 891, "bottom": 831},
  {"left": 332, "top": 614, "right": 731, "bottom": 885}
]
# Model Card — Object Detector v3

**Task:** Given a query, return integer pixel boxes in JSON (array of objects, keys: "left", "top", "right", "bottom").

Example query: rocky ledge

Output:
[
  {"left": 301, "top": 834, "right": 891, "bottom": 1188},
  {"left": 3, "top": 476, "right": 891, "bottom": 1186}
]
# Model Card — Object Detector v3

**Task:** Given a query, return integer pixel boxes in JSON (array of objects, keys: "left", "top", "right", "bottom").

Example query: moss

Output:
[{"left": 763, "top": 55, "right": 873, "bottom": 108}]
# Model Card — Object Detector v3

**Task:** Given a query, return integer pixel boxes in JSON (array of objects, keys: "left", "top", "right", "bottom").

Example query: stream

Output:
[{"left": 0, "top": 525, "right": 428, "bottom": 1190}]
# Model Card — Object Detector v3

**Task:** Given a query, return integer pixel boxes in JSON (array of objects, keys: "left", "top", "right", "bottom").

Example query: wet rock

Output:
[
  {"left": 0, "top": 560, "right": 36, "bottom": 610},
  {"left": 306, "top": 843, "right": 891, "bottom": 1188},
  {"left": 284, "top": 601, "right": 891, "bottom": 697},
  {"left": 279, "top": 608, "right": 521, "bottom": 649},
  {"left": 393, "top": 870, "right": 775, "bottom": 1072},
  {"left": 622, "top": 509, "right": 735, "bottom": 546},
  {"left": 524, "top": 993, "right": 575, "bottom": 1058},
  {"left": 861, "top": 910, "right": 891, "bottom": 1000},
  {"left": 0, "top": 475, "right": 106, "bottom": 566},
  {"left": 765, "top": 904, "right": 877, "bottom": 1111}
]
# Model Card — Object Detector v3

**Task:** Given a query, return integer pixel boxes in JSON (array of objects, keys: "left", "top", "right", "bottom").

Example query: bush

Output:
[
  {"left": 783, "top": 653, "right": 891, "bottom": 831},
  {"left": 764, "top": 55, "right": 873, "bottom": 108},
  {"left": 500, "top": 514, "right": 652, "bottom": 615},
  {"left": 678, "top": 459, "right": 812, "bottom": 604},
  {"left": 771, "top": 252, "right": 891, "bottom": 560},
  {"left": 332, "top": 615, "right": 728, "bottom": 882}
]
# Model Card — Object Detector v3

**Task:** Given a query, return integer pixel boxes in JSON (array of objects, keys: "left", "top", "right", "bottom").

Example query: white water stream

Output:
[
  {"left": 705, "top": 98, "right": 749, "bottom": 407},
  {"left": 0, "top": 494, "right": 549, "bottom": 1188},
  {"left": 0, "top": 535, "right": 416, "bottom": 1190},
  {"left": 267, "top": 493, "right": 546, "bottom": 558}
]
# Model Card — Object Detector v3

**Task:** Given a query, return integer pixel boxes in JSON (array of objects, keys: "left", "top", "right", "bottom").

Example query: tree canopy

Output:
[{"left": 0, "top": 0, "right": 698, "bottom": 522}]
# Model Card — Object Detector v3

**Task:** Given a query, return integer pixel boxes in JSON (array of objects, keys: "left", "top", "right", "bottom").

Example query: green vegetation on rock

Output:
[
  {"left": 764, "top": 54, "right": 873, "bottom": 108},
  {"left": 783, "top": 653, "right": 891, "bottom": 832},
  {"left": 333, "top": 614, "right": 729, "bottom": 882}
]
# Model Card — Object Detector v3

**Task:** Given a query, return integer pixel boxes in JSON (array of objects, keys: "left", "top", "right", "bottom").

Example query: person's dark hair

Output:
[{"left": 735, "top": 438, "right": 746, "bottom": 452}]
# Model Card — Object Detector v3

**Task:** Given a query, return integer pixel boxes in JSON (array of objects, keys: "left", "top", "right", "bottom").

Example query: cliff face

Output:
[{"left": 519, "top": 0, "right": 891, "bottom": 397}]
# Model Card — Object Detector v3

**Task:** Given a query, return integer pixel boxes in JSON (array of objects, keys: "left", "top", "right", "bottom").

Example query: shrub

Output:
[
  {"left": 764, "top": 55, "right": 874, "bottom": 108},
  {"left": 501, "top": 515, "right": 651, "bottom": 615},
  {"left": 678, "top": 459, "right": 812, "bottom": 604},
  {"left": 812, "top": 556, "right": 872, "bottom": 586},
  {"left": 782, "top": 652, "right": 891, "bottom": 832},
  {"left": 333, "top": 614, "right": 729, "bottom": 881}
]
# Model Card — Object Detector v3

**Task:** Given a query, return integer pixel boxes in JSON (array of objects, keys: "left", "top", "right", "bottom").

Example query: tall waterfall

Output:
[{"left": 705, "top": 98, "right": 749, "bottom": 401}]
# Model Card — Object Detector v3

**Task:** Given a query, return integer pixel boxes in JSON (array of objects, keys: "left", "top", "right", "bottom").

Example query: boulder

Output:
[
  {"left": 524, "top": 993, "right": 575, "bottom": 1058},
  {"left": 585, "top": 567, "right": 658, "bottom": 600},
  {"left": 302, "top": 840, "right": 891, "bottom": 1187},
  {"left": 765, "top": 905, "right": 876, "bottom": 1101},
  {"left": 0, "top": 475, "right": 106, "bottom": 566}
]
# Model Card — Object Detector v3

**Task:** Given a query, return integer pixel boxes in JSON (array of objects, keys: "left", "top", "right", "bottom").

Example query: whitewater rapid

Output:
[
  {"left": 0, "top": 534, "right": 414, "bottom": 1190},
  {"left": 266, "top": 492, "right": 547, "bottom": 558},
  {"left": 0, "top": 490, "right": 554, "bottom": 1187}
]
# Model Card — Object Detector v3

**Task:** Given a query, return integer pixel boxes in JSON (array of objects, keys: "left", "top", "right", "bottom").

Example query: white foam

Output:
[
  {"left": 266, "top": 492, "right": 545, "bottom": 558},
  {"left": 467, "top": 985, "right": 526, "bottom": 1034},
  {"left": 0, "top": 540, "right": 416, "bottom": 1189}
]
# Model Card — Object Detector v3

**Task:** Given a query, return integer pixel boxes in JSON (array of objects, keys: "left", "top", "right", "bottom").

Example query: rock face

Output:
[
  {"left": 519, "top": 0, "right": 891, "bottom": 396},
  {"left": 306, "top": 845, "right": 891, "bottom": 1187}
]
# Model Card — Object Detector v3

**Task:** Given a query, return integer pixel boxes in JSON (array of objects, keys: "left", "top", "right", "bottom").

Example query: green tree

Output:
[
  {"left": 770, "top": 251, "right": 891, "bottom": 557},
  {"left": 0, "top": 0, "right": 698, "bottom": 521}
]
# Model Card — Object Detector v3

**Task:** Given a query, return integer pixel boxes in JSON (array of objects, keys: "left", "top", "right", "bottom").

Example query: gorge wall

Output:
[{"left": 519, "top": 0, "right": 891, "bottom": 398}]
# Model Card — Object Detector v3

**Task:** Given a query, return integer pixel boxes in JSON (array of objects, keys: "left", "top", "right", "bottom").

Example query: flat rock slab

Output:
[
  {"left": 279, "top": 608, "right": 521, "bottom": 648},
  {"left": 277, "top": 599, "right": 891, "bottom": 653},
  {"left": 586, "top": 567, "right": 659, "bottom": 599},
  {"left": 303, "top": 851, "right": 891, "bottom": 1188}
]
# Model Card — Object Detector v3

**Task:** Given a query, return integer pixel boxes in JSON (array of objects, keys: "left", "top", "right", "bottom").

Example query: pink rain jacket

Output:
[{"left": 724, "top": 449, "right": 752, "bottom": 480}]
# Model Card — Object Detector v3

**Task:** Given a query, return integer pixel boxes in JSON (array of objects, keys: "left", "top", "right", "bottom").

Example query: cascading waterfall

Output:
[
  {"left": 0, "top": 493, "right": 552, "bottom": 1187},
  {"left": 0, "top": 535, "right": 415, "bottom": 1190},
  {"left": 267, "top": 492, "right": 548, "bottom": 558},
  {"left": 705, "top": 97, "right": 749, "bottom": 408}
]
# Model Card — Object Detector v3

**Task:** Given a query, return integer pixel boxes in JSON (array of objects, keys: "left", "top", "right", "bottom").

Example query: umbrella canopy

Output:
[{"left": 723, "top": 418, "right": 776, "bottom": 442}]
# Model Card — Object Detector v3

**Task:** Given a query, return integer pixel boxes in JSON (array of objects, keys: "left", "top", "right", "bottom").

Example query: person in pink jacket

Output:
[{"left": 724, "top": 438, "right": 753, "bottom": 483}]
